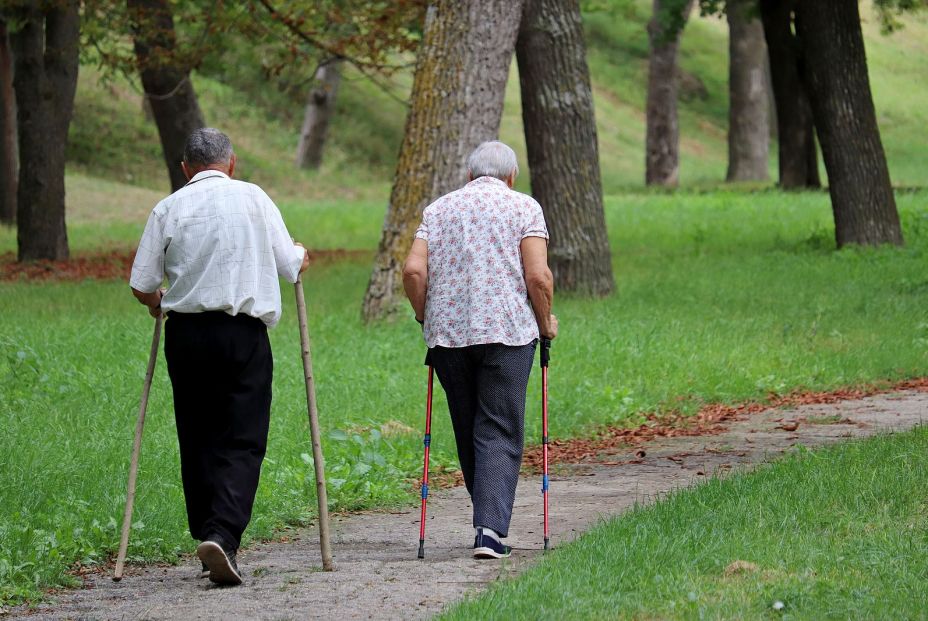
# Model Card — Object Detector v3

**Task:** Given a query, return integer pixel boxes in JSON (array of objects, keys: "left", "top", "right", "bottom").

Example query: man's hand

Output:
[
  {"left": 541, "top": 313, "right": 558, "bottom": 339},
  {"left": 295, "top": 242, "right": 310, "bottom": 274},
  {"left": 132, "top": 286, "right": 165, "bottom": 318}
]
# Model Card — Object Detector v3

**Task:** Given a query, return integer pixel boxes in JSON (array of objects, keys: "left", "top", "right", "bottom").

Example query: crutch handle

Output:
[{"left": 540, "top": 337, "right": 551, "bottom": 368}]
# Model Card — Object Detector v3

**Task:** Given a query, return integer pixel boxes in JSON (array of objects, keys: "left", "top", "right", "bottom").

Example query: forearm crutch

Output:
[
  {"left": 113, "top": 314, "right": 162, "bottom": 581},
  {"left": 295, "top": 275, "right": 335, "bottom": 571},
  {"left": 540, "top": 337, "right": 552, "bottom": 551},
  {"left": 417, "top": 365, "right": 434, "bottom": 559}
]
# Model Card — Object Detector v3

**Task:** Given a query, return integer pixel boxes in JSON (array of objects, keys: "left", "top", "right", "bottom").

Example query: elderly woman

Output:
[{"left": 403, "top": 140, "right": 558, "bottom": 559}]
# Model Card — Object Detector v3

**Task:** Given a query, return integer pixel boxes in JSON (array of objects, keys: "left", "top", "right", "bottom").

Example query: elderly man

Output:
[
  {"left": 403, "top": 140, "right": 557, "bottom": 559},
  {"left": 130, "top": 128, "right": 309, "bottom": 585}
]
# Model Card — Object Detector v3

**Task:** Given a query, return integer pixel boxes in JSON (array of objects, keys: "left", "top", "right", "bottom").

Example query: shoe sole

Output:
[
  {"left": 196, "top": 541, "right": 243, "bottom": 586},
  {"left": 473, "top": 546, "right": 511, "bottom": 559}
]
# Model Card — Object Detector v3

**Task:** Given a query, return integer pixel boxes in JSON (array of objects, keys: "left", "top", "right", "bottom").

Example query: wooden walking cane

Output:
[
  {"left": 113, "top": 314, "right": 163, "bottom": 581},
  {"left": 294, "top": 275, "right": 335, "bottom": 571}
]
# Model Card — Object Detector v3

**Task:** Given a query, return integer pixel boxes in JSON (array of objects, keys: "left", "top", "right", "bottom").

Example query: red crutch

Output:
[
  {"left": 540, "top": 337, "right": 552, "bottom": 551},
  {"left": 417, "top": 365, "right": 434, "bottom": 559}
]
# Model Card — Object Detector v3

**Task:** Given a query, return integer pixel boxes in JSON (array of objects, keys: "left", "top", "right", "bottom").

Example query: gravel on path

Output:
[{"left": 10, "top": 390, "right": 926, "bottom": 620}]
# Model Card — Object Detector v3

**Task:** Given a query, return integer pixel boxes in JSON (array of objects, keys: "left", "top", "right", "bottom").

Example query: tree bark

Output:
[
  {"left": 516, "top": 0, "right": 614, "bottom": 296},
  {"left": 128, "top": 0, "right": 206, "bottom": 193},
  {"left": 0, "top": 19, "right": 16, "bottom": 225},
  {"left": 726, "top": 0, "right": 769, "bottom": 182},
  {"left": 10, "top": 2, "right": 79, "bottom": 261},
  {"left": 296, "top": 60, "right": 342, "bottom": 170},
  {"left": 795, "top": 0, "right": 902, "bottom": 247},
  {"left": 645, "top": 0, "right": 694, "bottom": 187},
  {"left": 759, "top": 0, "right": 819, "bottom": 189},
  {"left": 361, "top": 1, "right": 524, "bottom": 321}
]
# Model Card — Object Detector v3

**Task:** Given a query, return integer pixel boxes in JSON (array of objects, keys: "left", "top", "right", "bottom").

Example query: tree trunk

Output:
[
  {"left": 296, "top": 60, "right": 342, "bottom": 170},
  {"left": 759, "top": 0, "right": 819, "bottom": 189},
  {"left": 516, "top": 0, "right": 614, "bottom": 296},
  {"left": 361, "top": 1, "right": 524, "bottom": 321},
  {"left": 0, "top": 20, "right": 16, "bottom": 225},
  {"left": 645, "top": 0, "right": 694, "bottom": 187},
  {"left": 10, "top": 2, "right": 79, "bottom": 261},
  {"left": 726, "top": 0, "right": 769, "bottom": 182},
  {"left": 795, "top": 0, "right": 902, "bottom": 247},
  {"left": 128, "top": 0, "right": 206, "bottom": 193}
]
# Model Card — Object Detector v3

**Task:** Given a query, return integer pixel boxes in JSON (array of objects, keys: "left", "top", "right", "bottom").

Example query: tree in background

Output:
[
  {"left": 251, "top": 1, "right": 426, "bottom": 172},
  {"left": 362, "top": 0, "right": 524, "bottom": 321},
  {"left": 725, "top": 0, "right": 769, "bottom": 182},
  {"left": 517, "top": 0, "right": 614, "bottom": 295},
  {"left": 8, "top": 0, "right": 80, "bottom": 261},
  {"left": 295, "top": 59, "right": 342, "bottom": 170},
  {"left": 796, "top": 0, "right": 902, "bottom": 247},
  {"left": 0, "top": 18, "right": 15, "bottom": 225},
  {"left": 758, "top": 0, "right": 819, "bottom": 189},
  {"left": 126, "top": 0, "right": 206, "bottom": 193},
  {"left": 84, "top": 0, "right": 426, "bottom": 191},
  {"left": 645, "top": 0, "right": 694, "bottom": 187}
]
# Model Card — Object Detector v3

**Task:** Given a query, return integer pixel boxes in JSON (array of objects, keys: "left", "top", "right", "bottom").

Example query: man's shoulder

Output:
[{"left": 221, "top": 178, "right": 273, "bottom": 202}]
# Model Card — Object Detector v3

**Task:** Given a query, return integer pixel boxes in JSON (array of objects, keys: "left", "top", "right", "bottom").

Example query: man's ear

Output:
[
  {"left": 181, "top": 161, "right": 193, "bottom": 181},
  {"left": 228, "top": 154, "right": 236, "bottom": 178}
]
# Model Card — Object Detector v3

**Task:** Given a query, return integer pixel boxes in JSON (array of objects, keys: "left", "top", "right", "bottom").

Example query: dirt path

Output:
[{"left": 11, "top": 390, "right": 927, "bottom": 620}]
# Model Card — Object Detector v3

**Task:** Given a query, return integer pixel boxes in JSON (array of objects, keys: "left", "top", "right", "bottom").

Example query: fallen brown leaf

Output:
[{"left": 724, "top": 560, "right": 759, "bottom": 576}]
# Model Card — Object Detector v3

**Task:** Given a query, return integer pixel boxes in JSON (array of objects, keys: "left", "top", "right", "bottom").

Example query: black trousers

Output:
[
  {"left": 164, "top": 311, "right": 273, "bottom": 550},
  {"left": 428, "top": 341, "right": 536, "bottom": 538}
]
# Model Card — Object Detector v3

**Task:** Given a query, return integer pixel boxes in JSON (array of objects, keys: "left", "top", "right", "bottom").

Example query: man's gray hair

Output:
[
  {"left": 183, "top": 128, "right": 234, "bottom": 167},
  {"left": 466, "top": 141, "right": 519, "bottom": 181}
]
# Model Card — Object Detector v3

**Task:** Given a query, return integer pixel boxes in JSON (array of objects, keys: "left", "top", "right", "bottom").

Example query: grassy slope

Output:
[
  {"left": 63, "top": 2, "right": 928, "bottom": 204},
  {"left": 2, "top": 0, "right": 927, "bottom": 608},
  {"left": 443, "top": 427, "right": 928, "bottom": 620}
]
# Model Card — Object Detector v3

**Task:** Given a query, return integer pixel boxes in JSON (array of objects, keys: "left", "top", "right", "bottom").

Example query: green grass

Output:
[
  {"left": 442, "top": 426, "right": 928, "bottom": 620},
  {"left": 2, "top": 188, "right": 927, "bottom": 605},
  {"left": 65, "top": 2, "right": 928, "bottom": 200}
]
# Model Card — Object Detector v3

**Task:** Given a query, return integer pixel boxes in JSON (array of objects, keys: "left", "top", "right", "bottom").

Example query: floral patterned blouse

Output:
[{"left": 415, "top": 176, "right": 549, "bottom": 348}]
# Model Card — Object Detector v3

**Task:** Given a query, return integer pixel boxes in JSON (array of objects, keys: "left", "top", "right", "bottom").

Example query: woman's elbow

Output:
[{"left": 526, "top": 268, "right": 553, "bottom": 292}]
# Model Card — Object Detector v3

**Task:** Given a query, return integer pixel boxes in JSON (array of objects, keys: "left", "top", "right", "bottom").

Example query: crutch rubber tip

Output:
[
  {"left": 544, "top": 538, "right": 550, "bottom": 551},
  {"left": 112, "top": 576, "right": 123, "bottom": 582},
  {"left": 417, "top": 540, "right": 425, "bottom": 559}
]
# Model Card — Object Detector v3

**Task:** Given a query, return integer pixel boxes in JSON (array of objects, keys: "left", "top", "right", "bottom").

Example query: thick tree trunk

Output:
[
  {"left": 726, "top": 0, "right": 769, "bottom": 182},
  {"left": 362, "top": 1, "right": 524, "bottom": 321},
  {"left": 759, "top": 0, "right": 819, "bottom": 189},
  {"left": 128, "top": 0, "right": 206, "bottom": 193},
  {"left": 296, "top": 60, "right": 342, "bottom": 170},
  {"left": 645, "top": 0, "right": 694, "bottom": 187},
  {"left": 0, "top": 20, "right": 16, "bottom": 225},
  {"left": 796, "top": 0, "right": 902, "bottom": 247},
  {"left": 516, "top": 0, "right": 614, "bottom": 296},
  {"left": 10, "top": 2, "right": 79, "bottom": 261}
]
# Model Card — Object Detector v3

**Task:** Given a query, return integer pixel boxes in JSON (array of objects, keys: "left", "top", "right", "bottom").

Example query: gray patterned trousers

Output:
[{"left": 428, "top": 341, "right": 536, "bottom": 538}]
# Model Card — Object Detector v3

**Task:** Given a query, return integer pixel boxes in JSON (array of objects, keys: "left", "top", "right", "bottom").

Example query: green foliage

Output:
[
  {"left": 443, "top": 427, "right": 928, "bottom": 619},
  {"left": 874, "top": 0, "right": 928, "bottom": 32}
]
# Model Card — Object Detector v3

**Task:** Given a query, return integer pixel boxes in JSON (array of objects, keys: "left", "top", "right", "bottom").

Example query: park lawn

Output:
[
  {"left": 1, "top": 188, "right": 927, "bottom": 604},
  {"left": 441, "top": 426, "right": 928, "bottom": 620}
]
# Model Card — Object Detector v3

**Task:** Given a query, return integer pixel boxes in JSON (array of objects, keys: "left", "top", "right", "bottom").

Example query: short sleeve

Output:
[
  {"left": 264, "top": 192, "right": 304, "bottom": 284},
  {"left": 129, "top": 208, "right": 166, "bottom": 292},
  {"left": 522, "top": 199, "right": 549, "bottom": 240},
  {"left": 415, "top": 216, "right": 429, "bottom": 242}
]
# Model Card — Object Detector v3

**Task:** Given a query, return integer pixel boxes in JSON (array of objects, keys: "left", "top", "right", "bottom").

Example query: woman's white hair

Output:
[{"left": 466, "top": 141, "right": 519, "bottom": 181}]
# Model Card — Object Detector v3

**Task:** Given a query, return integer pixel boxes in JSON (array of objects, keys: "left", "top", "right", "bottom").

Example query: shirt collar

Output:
[
  {"left": 186, "top": 170, "right": 230, "bottom": 186},
  {"left": 465, "top": 176, "right": 508, "bottom": 189}
]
